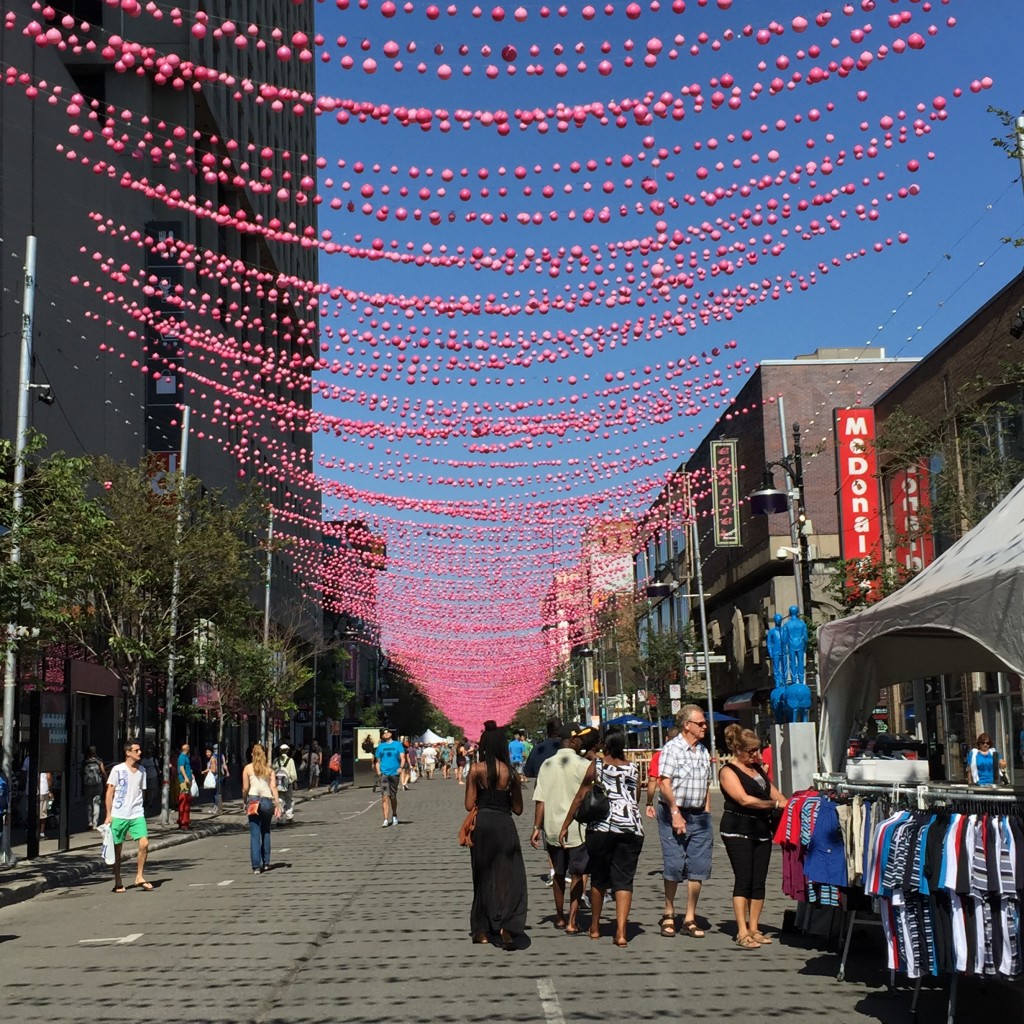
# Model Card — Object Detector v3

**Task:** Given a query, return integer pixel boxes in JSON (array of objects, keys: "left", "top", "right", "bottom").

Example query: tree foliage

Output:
[
  {"left": 874, "top": 366, "right": 1024, "bottom": 541},
  {"left": 990, "top": 106, "right": 1024, "bottom": 247}
]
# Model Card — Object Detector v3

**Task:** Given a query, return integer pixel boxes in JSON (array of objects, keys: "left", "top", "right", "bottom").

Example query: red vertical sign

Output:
[
  {"left": 835, "top": 409, "right": 883, "bottom": 561},
  {"left": 889, "top": 460, "right": 935, "bottom": 571}
]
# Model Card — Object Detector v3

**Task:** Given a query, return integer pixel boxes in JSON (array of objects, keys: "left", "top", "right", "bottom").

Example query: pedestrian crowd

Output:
[{"left": 460, "top": 705, "right": 789, "bottom": 951}]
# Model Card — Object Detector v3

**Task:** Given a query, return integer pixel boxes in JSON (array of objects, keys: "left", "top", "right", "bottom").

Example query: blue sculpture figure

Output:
[
  {"left": 781, "top": 605, "right": 812, "bottom": 723},
  {"left": 766, "top": 612, "right": 787, "bottom": 683},
  {"left": 781, "top": 605, "right": 807, "bottom": 685},
  {"left": 766, "top": 613, "right": 792, "bottom": 723}
]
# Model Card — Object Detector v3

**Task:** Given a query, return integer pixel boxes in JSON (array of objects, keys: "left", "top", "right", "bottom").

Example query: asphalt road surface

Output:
[{"left": 1, "top": 778, "right": 1019, "bottom": 1023}]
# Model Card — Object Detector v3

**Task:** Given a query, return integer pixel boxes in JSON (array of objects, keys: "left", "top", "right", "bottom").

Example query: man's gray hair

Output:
[{"left": 676, "top": 704, "right": 703, "bottom": 728}]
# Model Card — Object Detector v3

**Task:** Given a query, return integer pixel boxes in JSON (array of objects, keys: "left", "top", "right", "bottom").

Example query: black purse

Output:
[{"left": 575, "top": 759, "right": 610, "bottom": 824}]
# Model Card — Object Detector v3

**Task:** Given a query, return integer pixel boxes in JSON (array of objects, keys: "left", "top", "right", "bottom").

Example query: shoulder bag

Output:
[{"left": 574, "top": 759, "right": 610, "bottom": 825}]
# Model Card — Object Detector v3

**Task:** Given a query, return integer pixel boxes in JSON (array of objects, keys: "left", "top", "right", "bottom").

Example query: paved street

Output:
[{"left": 1, "top": 778, "right": 1020, "bottom": 1024}]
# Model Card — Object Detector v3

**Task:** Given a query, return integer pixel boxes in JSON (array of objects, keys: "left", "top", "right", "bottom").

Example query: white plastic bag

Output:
[
  {"left": 98, "top": 823, "right": 115, "bottom": 865},
  {"left": 190, "top": 778, "right": 199, "bottom": 799},
  {"left": 409, "top": 770, "right": 418, "bottom": 784}
]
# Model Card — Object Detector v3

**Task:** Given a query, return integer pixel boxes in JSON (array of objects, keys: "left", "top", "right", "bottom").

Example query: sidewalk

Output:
[{"left": 0, "top": 784, "right": 349, "bottom": 911}]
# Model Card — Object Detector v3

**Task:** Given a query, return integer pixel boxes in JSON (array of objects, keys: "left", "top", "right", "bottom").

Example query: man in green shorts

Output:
[{"left": 103, "top": 739, "right": 151, "bottom": 892}]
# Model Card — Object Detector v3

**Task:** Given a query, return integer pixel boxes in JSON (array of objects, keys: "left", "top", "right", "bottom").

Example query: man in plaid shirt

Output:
[{"left": 655, "top": 704, "right": 713, "bottom": 938}]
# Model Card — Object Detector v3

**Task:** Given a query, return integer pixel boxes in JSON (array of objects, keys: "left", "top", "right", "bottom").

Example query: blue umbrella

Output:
[
  {"left": 641, "top": 712, "right": 737, "bottom": 729},
  {"left": 604, "top": 713, "right": 652, "bottom": 729}
]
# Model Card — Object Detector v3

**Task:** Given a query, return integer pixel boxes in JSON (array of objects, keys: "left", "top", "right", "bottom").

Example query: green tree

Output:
[
  {"left": 875, "top": 367, "right": 1024, "bottom": 543},
  {"left": 990, "top": 107, "right": 1024, "bottom": 247},
  {"left": 0, "top": 435, "right": 109, "bottom": 654},
  {"left": 53, "top": 456, "right": 267, "bottom": 737}
]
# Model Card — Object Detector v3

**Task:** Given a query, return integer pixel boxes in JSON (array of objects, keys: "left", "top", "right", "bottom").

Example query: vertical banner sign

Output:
[
  {"left": 711, "top": 439, "right": 742, "bottom": 547},
  {"left": 889, "top": 460, "right": 935, "bottom": 571},
  {"left": 834, "top": 409, "right": 883, "bottom": 561}
]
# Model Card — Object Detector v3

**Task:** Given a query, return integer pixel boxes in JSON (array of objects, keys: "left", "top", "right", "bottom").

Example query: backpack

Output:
[
  {"left": 83, "top": 758, "right": 104, "bottom": 787},
  {"left": 329, "top": 752, "right": 341, "bottom": 773},
  {"left": 273, "top": 759, "right": 291, "bottom": 790}
]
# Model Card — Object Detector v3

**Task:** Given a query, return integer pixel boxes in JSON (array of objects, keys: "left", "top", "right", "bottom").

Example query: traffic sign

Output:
[
  {"left": 648, "top": 694, "right": 658, "bottom": 707},
  {"left": 669, "top": 684, "right": 681, "bottom": 699},
  {"left": 670, "top": 699, "right": 681, "bottom": 714},
  {"left": 684, "top": 653, "right": 727, "bottom": 664}
]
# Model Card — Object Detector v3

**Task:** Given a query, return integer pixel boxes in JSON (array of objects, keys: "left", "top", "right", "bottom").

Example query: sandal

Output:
[
  {"left": 658, "top": 915, "right": 677, "bottom": 938},
  {"left": 681, "top": 920, "right": 706, "bottom": 938},
  {"left": 751, "top": 931, "right": 773, "bottom": 945},
  {"left": 736, "top": 935, "right": 761, "bottom": 950}
]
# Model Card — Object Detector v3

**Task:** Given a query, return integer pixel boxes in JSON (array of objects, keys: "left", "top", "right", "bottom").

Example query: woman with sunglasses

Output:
[
  {"left": 968, "top": 733, "right": 1006, "bottom": 786},
  {"left": 719, "top": 725, "right": 787, "bottom": 949}
]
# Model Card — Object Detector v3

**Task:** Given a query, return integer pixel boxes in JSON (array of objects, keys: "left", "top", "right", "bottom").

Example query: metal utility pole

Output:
[
  {"left": 161, "top": 406, "right": 190, "bottom": 824},
  {"left": 2, "top": 236, "right": 38, "bottom": 867},
  {"left": 261, "top": 508, "right": 274, "bottom": 747},
  {"left": 690, "top": 501, "right": 716, "bottom": 757},
  {"left": 778, "top": 398, "right": 808, "bottom": 616}
]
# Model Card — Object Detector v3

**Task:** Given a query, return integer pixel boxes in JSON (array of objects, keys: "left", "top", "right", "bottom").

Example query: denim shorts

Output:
[{"left": 656, "top": 805, "right": 713, "bottom": 881}]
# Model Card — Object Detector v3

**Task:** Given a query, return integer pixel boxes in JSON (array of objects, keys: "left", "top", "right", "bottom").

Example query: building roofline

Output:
[
  {"left": 872, "top": 267, "right": 1024, "bottom": 407},
  {"left": 759, "top": 357, "right": 919, "bottom": 367}
]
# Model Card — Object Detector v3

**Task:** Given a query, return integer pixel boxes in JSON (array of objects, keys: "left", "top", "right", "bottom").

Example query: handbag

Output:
[
  {"left": 203, "top": 772, "right": 217, "bottom": 791},
  {"left": 247, "top": 797, "right": 275, "bottom": 817},
  {"left": 189, "top": 778, "right": 199, "bottom": 799},
  {"left": 575, "top": 759, "right": 610, "bottom": 825},
  {"left": 458, "top": 806, "right": 478, "bottom": 847}
]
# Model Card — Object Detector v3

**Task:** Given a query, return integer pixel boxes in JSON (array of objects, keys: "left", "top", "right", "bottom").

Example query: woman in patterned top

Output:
[{"left": 559, "top": 730, "right": 644, "bottom": 947}]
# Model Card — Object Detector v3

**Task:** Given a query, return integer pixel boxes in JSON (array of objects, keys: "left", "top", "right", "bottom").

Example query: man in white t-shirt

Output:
[
  {"left": 103, "top": 739, "right": 151, "bottom": 893},
  {"left": 530, "top": 727, "right": 591, "bottom": 933}
]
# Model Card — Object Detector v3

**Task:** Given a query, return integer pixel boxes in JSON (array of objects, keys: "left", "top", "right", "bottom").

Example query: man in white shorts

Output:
[{"left": 104, "top": 739, "right": 151, "bottom": 892}]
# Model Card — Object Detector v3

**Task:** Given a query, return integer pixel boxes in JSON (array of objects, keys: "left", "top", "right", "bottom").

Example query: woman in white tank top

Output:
[{"left": 242, "top": 744, "right": 280, "bottom": 874}]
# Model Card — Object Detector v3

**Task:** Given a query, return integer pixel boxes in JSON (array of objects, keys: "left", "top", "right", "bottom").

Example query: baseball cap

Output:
[
  {"left": 279, "top": 743, "right": 290, "bottom": 750},
  {"left": 557, "top": 724, "right": 575, "bottom": 739}
]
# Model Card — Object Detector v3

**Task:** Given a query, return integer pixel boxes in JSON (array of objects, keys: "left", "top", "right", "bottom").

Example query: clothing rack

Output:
[{"left": 812, "top": 773, "right": 1023, "bottom": 1024}]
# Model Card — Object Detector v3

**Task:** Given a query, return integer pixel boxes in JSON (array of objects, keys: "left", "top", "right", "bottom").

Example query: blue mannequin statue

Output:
[
  {"left": 781, "top": 605, "right": 812, "bottom": 723},
  {"left": 781, "top": 605, "right": 807, "bottom": 685},
  {"left": 766, "top": 612, "right": 791, "bottom": 723}
]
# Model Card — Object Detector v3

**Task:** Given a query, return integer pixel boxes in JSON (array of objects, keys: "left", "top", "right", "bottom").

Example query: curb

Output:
[{"left": 0, "top": 783, "right": 352, "bottom": 911}]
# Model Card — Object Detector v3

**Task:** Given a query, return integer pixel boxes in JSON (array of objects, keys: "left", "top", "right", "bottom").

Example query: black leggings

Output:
[{"left": 722, "top": 835, "right": 772, "bottom": 900}]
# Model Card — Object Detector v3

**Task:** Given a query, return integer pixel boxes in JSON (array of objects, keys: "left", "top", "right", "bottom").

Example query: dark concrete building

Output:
[{"left": 0, "top": 3, "right": 322, "bottom": 786}]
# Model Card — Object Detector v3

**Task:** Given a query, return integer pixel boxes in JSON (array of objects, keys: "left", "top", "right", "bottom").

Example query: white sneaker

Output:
[
  {"left": 392, "top": 816, "right": 399, "bottom": 826},
  {"left": 381, "top": 820, "right": 391, "bottom": 828},
  {"left": 580, "top": 893, "right": 591, "bottom": 909}
]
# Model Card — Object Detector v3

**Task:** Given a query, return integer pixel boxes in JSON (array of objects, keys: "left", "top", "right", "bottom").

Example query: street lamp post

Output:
[
  {"left": 749, "top": 420, "right": 814, "bottom": 620},
  {"left": 2, "top": 237, "right": 38, "bottom": 867}
]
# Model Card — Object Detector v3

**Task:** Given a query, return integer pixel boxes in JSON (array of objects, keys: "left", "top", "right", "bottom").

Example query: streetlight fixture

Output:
[{"left": 749, "top": 421, "right": 813, "bottom": 620}]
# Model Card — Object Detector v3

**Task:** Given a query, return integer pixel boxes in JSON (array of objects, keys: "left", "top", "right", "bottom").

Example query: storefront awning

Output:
[{"left": 723, "top": 690, "right": 758, "bottom": 712}]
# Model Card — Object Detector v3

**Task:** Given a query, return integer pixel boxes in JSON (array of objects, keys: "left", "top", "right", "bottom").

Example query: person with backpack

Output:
[
  {"left": 328, "top": 749, "right": 343, "bottom": 793},
  {"left": 272, "top": 743, "right": 298, "bottom": 823},
  {"left": 82, "top": 746, "right": 107, "bottom": 829}
]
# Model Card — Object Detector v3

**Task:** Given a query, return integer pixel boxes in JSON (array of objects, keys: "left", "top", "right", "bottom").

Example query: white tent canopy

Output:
[
  {"left": 818, "top": 475, "right": 1024, "bottom": 772},
  {"left": 415, "top": 728, "right": 447, "bottom": 744}
]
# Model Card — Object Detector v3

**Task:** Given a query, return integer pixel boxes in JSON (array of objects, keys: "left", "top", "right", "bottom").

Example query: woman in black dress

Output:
[
  {"left": 465, "top": 726, "right": 528, "bottom": 948},
  {"left": 719, "top": 724, "right": 787, "bottom": 949}
]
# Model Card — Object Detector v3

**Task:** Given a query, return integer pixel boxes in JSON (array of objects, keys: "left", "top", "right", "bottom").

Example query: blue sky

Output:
[{"left": 306, "top": 1, "right": 1024, "bottom": 727}]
